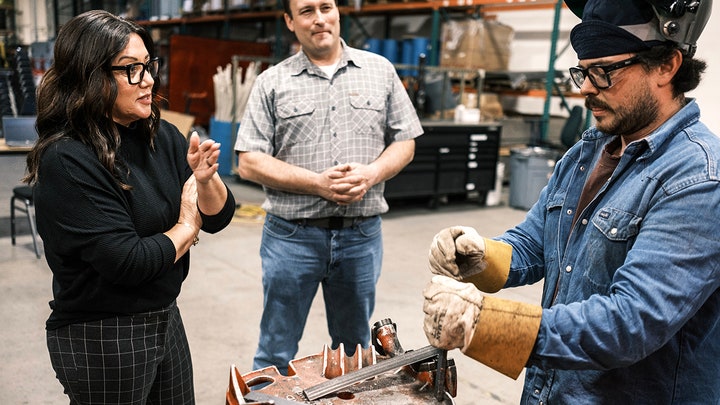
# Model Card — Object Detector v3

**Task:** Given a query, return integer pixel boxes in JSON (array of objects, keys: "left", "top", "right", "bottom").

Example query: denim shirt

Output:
[{"left": 499, "top": 100, "right": 720, "bottom": 404}]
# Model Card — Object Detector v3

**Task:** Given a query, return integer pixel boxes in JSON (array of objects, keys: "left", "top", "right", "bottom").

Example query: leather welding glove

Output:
[
  {"left": 428, "top": 226, "right": 512, "bottom": 293},
  {"left": 423, "top": 274, "right": 483, "bottom": 351},
  {"left": 423, "top": 275, "right": 542, "bottom": 379}
]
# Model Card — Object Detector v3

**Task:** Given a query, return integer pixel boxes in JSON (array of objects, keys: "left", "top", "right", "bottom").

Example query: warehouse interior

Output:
[{"left": 1, "top": 0, "right": 719, "bottom": 403}]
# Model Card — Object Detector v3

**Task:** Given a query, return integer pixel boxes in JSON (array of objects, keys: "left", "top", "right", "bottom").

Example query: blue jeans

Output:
[{"left": 253, "top": 214, "right": 383, "bottom": 373}]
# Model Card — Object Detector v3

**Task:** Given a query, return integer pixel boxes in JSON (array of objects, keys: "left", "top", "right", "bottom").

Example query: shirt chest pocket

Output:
[
  {"left": 349, "top": 94, "right": 385, "bottom": 133},
  {"left": 350, "top": 94, "right": 384, "bottom": 111},
  {"left": 583, "top": 207, "right": 642, "bottom": 293},
  {"left": 275, "top": 98, "right": 317, "bottom": 144},
  {"left": 591, "top": 207, "right": 641, "bottom": 241}
]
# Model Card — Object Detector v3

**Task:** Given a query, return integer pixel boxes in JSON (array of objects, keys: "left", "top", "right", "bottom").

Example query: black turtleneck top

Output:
[{"left": 35, "top": 120, "right": 235, "bottom": 330}]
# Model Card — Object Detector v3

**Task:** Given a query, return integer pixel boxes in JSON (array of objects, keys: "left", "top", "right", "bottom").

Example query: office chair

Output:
[
  {"left": 527, "top": 105, "right": 586, "bottom": 152},
  {"left": 10, "top": 185, "right": 41, "bottom": 258},
  {"left": 559, "top": 105, "right": 586, "bottom": 150}
]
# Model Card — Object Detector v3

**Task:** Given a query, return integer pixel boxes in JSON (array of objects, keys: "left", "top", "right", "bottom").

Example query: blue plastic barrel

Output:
[
  {"left": 363, "top": 38, "right": 382, "bottom": 55},
  {"left": 400, "top": 37, "right": 429, "bottom": 77},
  {"left": 209, "top": 116, "right": 239, "bottom": 176},
  {"left": 381, "top": 39, "right": 399, "bottom": 64}
]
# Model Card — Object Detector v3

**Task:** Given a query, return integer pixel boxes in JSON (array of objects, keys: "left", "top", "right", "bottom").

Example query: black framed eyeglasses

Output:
[
  {"left": 111, "top": 57, "right": 160, "bottom": 85},
  {"left": 569, "top": 56, "right": 641, "bottom": 90}
]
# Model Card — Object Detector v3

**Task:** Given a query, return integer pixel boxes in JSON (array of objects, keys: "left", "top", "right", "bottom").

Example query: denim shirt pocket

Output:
[
  {"left": 592, "top": 207, "right": 641, "bottom": 240},
  {"left": 545, "top": 192, "right": 565, "bottom": 212},
  {"left": 543, "top": 189, "right": 566, "bottom": 240},
  {"left": 585, "top": 207, "right": 642, "bottom": 293},
  {"left": 540, "top": 192, "right": 565, "bottom": 302},
  {"left": 275, "top": 98, "right": 316, "bottom": 144}
]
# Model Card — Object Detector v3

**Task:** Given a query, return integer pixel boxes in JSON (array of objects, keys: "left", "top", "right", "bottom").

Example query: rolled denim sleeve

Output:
[{"left": 531, "top": 179, "right": 720, "bottom": 369}]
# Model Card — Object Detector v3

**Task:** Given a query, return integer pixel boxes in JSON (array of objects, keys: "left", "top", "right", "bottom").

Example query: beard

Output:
[{"left": 586, "top": 84, "right": 659, "bottom": 137}]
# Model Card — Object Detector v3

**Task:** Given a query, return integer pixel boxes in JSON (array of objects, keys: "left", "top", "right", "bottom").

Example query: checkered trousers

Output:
[{"left": 47, "top": 302, "right": 195, "bottom": 404}]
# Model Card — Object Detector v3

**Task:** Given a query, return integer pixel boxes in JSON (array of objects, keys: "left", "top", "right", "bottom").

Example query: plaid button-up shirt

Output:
[{"left": 236, "top": 41, "right": 423, "bottom": 219}]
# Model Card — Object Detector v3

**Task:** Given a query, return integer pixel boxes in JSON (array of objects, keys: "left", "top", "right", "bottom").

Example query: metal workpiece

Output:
[
  {"left": 371, "top": 318, "right": 405, "bottom": 357},
  {"left": 226, "top": 319, "right": 456, "bottom": 404}
]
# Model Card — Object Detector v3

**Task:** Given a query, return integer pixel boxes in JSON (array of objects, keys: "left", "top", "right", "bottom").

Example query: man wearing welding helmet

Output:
[{"left": 423, "top": 0, "right": 719, "bottom": 402}]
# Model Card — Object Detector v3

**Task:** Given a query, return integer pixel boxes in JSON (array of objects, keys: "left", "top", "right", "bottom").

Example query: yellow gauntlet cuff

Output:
[
  {"left": 464, "top": 238, "right": 512, "bottom": 293},
  {"left": 461, "top": 295, "right": 542, "bottom": 379}
]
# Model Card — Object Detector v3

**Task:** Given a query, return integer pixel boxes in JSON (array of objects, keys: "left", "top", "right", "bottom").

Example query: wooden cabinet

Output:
[{"left": 165, "top": 35, "right": 271, "bottom": 126}]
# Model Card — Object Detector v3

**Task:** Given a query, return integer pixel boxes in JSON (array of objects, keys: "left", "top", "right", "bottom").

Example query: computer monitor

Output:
[{"left": 2, "top": 116, "right": 38, "bottom": 148}]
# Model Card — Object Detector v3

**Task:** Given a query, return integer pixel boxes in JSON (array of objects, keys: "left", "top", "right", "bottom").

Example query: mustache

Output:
[{"left": 585, "top": 96, "right": 610, "bottom": 111}]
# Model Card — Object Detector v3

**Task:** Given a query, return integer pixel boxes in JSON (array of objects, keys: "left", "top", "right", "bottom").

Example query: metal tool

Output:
[
  {"left": 434, "top": 349, "right": 448, "bottom": 402},
  {"left": 244, "top": 391, "right": 301, "bottom": 404},
  {"left": 416, "top": 53, "right": 427, "bottom": 118}
]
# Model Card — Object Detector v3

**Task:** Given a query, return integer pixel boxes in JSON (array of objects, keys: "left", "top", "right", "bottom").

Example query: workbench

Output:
[{"left": 0, "top": 138, "right": 32, "bottom": 153}]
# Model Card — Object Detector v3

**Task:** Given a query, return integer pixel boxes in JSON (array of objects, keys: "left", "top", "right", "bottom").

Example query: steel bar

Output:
[{"left": 303, "top": 345, "right": 441, "bottom": 401}]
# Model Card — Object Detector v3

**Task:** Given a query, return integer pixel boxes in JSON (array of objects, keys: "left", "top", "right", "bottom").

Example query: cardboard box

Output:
[
  {"left": 428, "top": 92, "right": 504, "bottom": 122},
  {"left": 479, "top": 93, "right": 504, "bottom": 122},
  {"left": 463, "top": 92, "right": 504, "bottom": 121},
  {"left": 440, "top": 19, "right": 514, "bottom": 73},
  {"left": 161, "top": 109, "right": 195, "bottom": 138}
]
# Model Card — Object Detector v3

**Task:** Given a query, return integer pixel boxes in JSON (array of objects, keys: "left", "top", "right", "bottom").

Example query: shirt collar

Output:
[
  {"left": 634, "top": 98, "right": 699, "bottom": 156},
  {"left": 287, "top": 38, "right": 361, "bottom": 77},
  {"left": 583, "top": 98, "right": 700, "bottom": 155}
]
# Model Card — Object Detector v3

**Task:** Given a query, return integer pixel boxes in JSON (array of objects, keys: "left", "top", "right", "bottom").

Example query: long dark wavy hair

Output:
[{"left": 24, "top": 10, "right": 161, "bottom": 189}]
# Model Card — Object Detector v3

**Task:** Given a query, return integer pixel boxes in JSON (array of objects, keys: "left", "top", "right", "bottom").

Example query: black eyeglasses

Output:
[
  {"left": 111, "top": 57, "right": 159, "bottom": 85},
  {"left": 569, "top": 56, "right": 641, "bottom": 90}
]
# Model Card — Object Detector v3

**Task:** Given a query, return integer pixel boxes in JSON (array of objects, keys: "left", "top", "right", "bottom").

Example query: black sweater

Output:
[{"left": 36, "top": 120, "right": 235, "bottom": 330}]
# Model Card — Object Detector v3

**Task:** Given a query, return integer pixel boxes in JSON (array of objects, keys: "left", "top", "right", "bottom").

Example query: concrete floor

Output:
[{"left": 0, "top": 152, "right": 544, "bottom": 404}]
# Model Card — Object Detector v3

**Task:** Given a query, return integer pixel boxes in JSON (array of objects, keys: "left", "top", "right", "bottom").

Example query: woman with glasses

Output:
[{"left": 23, "top": 10, "right": 235, "bottom": 404}]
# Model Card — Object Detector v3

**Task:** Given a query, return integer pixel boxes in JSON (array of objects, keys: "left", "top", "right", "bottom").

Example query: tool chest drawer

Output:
[{"left": 385, "top": 122, "right": 501, "bottom": 206}]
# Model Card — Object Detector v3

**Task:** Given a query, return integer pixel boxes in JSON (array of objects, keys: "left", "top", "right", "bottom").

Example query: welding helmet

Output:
[{"left": 566, "top": 0, "right": 712, "bottom": 58}]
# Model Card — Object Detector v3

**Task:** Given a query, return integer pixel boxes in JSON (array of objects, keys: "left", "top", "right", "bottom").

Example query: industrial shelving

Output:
[{"left": 136, "top": 0, "right": 569, "bottom": 139}]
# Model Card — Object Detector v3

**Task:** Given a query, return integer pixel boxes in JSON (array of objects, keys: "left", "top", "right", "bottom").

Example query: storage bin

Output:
[{"left": 509, "top": 147, "right": 558, "bottom": 210}]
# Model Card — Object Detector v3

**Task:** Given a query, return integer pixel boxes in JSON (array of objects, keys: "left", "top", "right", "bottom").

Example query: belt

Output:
[{"left": 294, "top": 216, "right": 375, "bottom": 230}]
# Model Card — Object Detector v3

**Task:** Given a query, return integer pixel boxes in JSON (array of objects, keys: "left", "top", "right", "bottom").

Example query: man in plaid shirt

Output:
[{"left": 235, "top": 0, "right": 423, "bottom": 374}]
